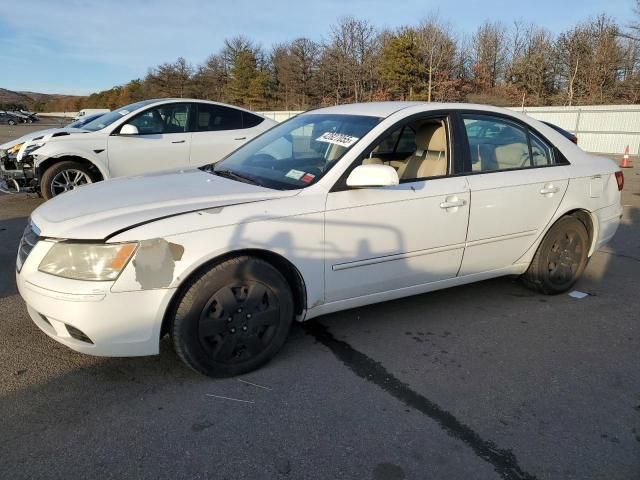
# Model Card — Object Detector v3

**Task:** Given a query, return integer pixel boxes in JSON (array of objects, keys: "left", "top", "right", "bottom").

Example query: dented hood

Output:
[{"left": 31, "top": 169, "right": 299, "bottom": 239}]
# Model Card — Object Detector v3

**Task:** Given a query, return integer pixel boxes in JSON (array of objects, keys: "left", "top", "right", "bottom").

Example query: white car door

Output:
[
  {"left": 324, "top": 115, "right": 470, "bottom": 303},
  {"left": 189, "top": 104, "right": 266, "bottom": 167},
  {"left": 107, "top": 102, "right": 192, "bottom": 178},
  {"left": 458, "top": 113, "right": 569, "bottom": 276}
]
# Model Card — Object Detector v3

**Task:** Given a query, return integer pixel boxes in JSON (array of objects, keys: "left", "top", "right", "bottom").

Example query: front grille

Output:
[{"left": 16, "top": 221, "right": 40, "bottom": 272}]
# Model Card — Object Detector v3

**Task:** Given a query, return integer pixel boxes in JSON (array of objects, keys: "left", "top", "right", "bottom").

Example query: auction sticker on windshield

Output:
[
  {"left": 315, "top": 132, "right": 359, "bottom": 148},
  {"left": 285, "top": 169, "right": 305, "bottom": 180}
]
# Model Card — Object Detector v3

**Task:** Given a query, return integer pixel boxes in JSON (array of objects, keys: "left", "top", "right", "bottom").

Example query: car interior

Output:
[{"left": 363, "top": 118, "right": 449, "bottom": 181}]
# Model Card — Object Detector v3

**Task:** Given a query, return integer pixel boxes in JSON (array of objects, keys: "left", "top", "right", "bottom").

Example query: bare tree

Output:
[
  {"left": 416, "top": 15, "right": 457, "bottom": 102},
  {"left": 472, "top": 22, "right": 508, "bottom": 91}
]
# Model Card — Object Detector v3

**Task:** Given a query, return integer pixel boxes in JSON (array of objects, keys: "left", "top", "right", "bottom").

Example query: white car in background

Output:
[
  {"left": 16, "top": 102, "right": 623, "bottom": 377},
  {"left": 28, "top": 99, "right": 276, "bottom": 199}
]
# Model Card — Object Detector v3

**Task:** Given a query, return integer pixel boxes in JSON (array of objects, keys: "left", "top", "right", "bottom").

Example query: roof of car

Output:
[
  {"left": 305, "top": 101, "right": 529, "bottom": 119},
  {"left": 307, "top": 101, "right": 426, "bottom": 118}
]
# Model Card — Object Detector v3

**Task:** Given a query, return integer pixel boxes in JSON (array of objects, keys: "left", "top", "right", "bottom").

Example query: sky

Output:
[{"left": 0, "top": 0, "right": 635, "bottom": 96}]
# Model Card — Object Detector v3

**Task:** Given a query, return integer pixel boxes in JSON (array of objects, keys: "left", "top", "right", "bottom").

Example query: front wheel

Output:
[
  {"left": 522, "top": 216, "right": 590, "bottom": 294},
  {"left": 40, "top": 161, "right": 94, "bottom": 200},
  {"left": 8, "top": 120, "right": 16, "bottom": 125},
  {"left": 171, "top": 256, "right": 294, "bottom": 377}
]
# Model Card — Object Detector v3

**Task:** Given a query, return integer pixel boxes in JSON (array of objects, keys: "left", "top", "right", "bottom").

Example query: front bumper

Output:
[{"left": 16, "top": 240, "right": 175, "bottom": 357}]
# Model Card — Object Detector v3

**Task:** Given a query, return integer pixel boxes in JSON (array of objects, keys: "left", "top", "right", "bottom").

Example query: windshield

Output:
[
  {"left": 68, "top": 113, "right": 104, "bottom": 128},
  {"left": 205, "top": 113, "right": 380, "bottom": 190},
  {"left": 81, "top": 100, "right": 157, "bottom": 131}
]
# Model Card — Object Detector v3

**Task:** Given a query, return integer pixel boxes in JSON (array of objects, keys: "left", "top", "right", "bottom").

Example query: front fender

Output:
[{"left": 32, "top": 143, "right": 110, "bottom": 180}]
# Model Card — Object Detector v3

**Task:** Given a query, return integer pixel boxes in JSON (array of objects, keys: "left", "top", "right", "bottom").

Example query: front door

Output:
[
  {"left": 324, "top": 115, "right": 470, "bottom": 303},
  {"left": 107, "top": 102, "right": 192, "bottom": 178}
]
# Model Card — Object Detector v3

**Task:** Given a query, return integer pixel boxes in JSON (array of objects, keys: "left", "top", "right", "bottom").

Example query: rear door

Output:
[
  {"left": 107, "top": 102, "right": 192, "bottom": 177},
  {"left": 189, "top": 104, "right": 264, "bottom": 167},
  {"left": 458, "top": 113, "right": 569, "bottom": 276}
]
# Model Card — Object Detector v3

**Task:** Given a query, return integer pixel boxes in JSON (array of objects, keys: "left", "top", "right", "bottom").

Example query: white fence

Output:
[
  {"left": 506, "top": 105, "right": 640, "bottom": 155},
  {"left": 256, "top": 110, "right": 303, "bottom": 122}
]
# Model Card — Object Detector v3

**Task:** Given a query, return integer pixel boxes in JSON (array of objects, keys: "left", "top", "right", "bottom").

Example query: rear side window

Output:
[
  {"left": 242, "top": 111, "right": 265, "bottom": 128},
  {"left": 529, "top": 132, "right": 554, "bottom": 166},
  {"left": 462, "top": 115, "right": 554, "bottom": 172},
  {"left": 196, "top": 104, "right": 243, "bottom": 131}
]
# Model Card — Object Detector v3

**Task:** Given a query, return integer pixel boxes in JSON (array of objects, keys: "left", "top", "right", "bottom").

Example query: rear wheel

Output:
[
  {"left": 40, "top": 161, "right": 94, "bottom": 200},
  {"left": 8, "top": 119, "right": 16, "bottom": 126},
  {"left": 522, "top": 216, "right": 590, "bottom": 294},
  {"left": 171, "top": 256, "right": 294, "bottom": 377}
]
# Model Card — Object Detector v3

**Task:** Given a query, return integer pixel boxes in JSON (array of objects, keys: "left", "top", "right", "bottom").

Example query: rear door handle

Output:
[
  {"left": 171, "top": 140, "right": 186, "bottom": 144},
  {"left": 234, "top": 136, "right": 247, "bottom": 141},
  {"left": 540, "top": 185, "right": 559, "bottom": 195},
  {"left": 440, "top": 199, "right": 466, "bottom": 209}
]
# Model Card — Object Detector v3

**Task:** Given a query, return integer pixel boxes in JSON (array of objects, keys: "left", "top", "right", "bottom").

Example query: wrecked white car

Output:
[{"left": 23, "top": 98, "right": 276, "bottom": 199}]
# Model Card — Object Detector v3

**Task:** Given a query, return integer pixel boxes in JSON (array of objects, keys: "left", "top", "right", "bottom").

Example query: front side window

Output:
[
  {"left": 205, "top": 114, "right": 380, "bottom": 190},
  {"left": 127, "top": 103, "right": 191, "bottom": 135},
  {"left": 359, "top": 117, "right": 448, "bottom": 182},
  {"left": 196, "top": 104, "right": 243, "bottom": 131},
  {"left": 463, "top": 115, "right": 555, "bottom": 172},
  {"left": 82, "top": 100, "right": 157, "bottom": 132}
]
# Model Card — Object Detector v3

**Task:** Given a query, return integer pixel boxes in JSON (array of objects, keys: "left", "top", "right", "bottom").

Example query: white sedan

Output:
[
  {"left": 16, "top": 102, "right": 623, "bottom": 377},
  {"left": 27, "top": 99, "right": 276, "bottom": 199}
]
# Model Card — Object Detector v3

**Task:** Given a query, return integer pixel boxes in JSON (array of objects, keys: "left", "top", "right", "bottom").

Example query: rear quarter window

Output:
[{"left": 243, "top": 112, "right": 265, "bottom": 128}]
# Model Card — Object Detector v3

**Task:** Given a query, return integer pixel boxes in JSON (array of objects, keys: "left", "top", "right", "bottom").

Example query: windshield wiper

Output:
[{"left": 213, "top": 169, "right": 261, "bottom": 186}]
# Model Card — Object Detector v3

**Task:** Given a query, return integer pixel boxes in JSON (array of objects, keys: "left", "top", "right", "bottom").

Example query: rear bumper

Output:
[{"left": 594, "top": 202, "right": 623, "bottom": 252}]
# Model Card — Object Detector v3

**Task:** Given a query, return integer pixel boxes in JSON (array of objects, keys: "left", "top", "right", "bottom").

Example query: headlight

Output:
[
  {"left": 8, "top": 143, "right": 23, "bottom": 155},
  {"left": 39, "top": 242, "right": 138, "bottom": 281}
]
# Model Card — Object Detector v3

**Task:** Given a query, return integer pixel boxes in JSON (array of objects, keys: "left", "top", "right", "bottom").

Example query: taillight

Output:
[{"left": 615, "top": 171, "right": 624, "bottom": 191}]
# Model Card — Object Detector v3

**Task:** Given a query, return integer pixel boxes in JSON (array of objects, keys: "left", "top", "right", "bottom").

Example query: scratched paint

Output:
[{"left": 132, "top": 238, "right": 184, "bottom": 289}]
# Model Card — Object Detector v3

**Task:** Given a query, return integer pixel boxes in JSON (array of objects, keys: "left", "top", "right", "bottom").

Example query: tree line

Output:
[{"left": 42, "top": 9, "right": 640, "bottom": 113}]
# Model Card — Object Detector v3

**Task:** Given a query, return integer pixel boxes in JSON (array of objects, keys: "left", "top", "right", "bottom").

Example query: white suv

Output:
[{"left": 29, "top": 99, "right": 276, "bottom": 199}]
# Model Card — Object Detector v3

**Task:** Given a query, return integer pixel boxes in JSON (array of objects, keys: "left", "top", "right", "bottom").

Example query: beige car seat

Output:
[{"left": 397, "top": 123, "right": 447, "bottom": 180}]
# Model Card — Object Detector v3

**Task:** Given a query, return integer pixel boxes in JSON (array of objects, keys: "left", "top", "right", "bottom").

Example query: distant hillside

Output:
[{"left": 0, "top": 88, "right": 84, "bottom": 111}]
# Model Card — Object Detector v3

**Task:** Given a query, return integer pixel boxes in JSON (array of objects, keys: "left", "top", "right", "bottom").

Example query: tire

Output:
[
  {"left": 522, "top": 216, "right": 590, "bottom": 295},
  {"left": 40, "top": 160, "right": 95, "bottom": 200},
  {"left": 171, "top": 256, "right": 294, "bottom": 377},
  {"left": 8, "top": 120, "right": 16, "bottom": 126}
]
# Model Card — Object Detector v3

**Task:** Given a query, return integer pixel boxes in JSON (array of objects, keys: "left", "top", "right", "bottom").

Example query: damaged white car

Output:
[
  {"left": 21, "top": 99, "right": 276, "bottom": 199},
  {"left": 0, "top": 114, "right": 106, "bottom": 192},
  {"left": 17, "top": 102, "right": 623, "bottom": 377}
]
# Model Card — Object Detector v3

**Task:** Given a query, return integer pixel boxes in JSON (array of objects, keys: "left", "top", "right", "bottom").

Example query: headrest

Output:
[{"left": 415, "top": 123, "right": 447, "bottom": 152}]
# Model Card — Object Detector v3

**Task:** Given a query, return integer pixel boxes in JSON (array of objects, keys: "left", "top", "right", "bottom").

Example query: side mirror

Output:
[
  {"left": 120, "top": 124, "right": 139, "bottom": 135},
  {"left": 346, "top": 164, "right": 399, "bottom": 188}
]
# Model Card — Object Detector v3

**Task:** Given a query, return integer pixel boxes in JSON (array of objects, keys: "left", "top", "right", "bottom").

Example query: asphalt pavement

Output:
[{"left": 0, "top": 133, "right": 638, "bottom": 479}]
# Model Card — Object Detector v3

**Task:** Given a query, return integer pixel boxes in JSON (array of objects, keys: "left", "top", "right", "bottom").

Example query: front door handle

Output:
[
  {"left": 440, "top": 199, "right": 466, "bottom": 209},
  {"left": 540, "top": 185, "right": 559, "bottom": 195},
  {"left": 171, "top": 139, "right": 186, "bottom": 144},
  {"left": 234, "top": 136, "right": 247, "bottom": 141}
]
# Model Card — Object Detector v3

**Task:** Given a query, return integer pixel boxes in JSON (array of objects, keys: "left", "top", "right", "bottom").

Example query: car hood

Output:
[
  {"left": 0, "top": 128, "right": 87, "bottom": 150},
  {"left": 31, "top": 169, "right": 300, "bottom": 240}
]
